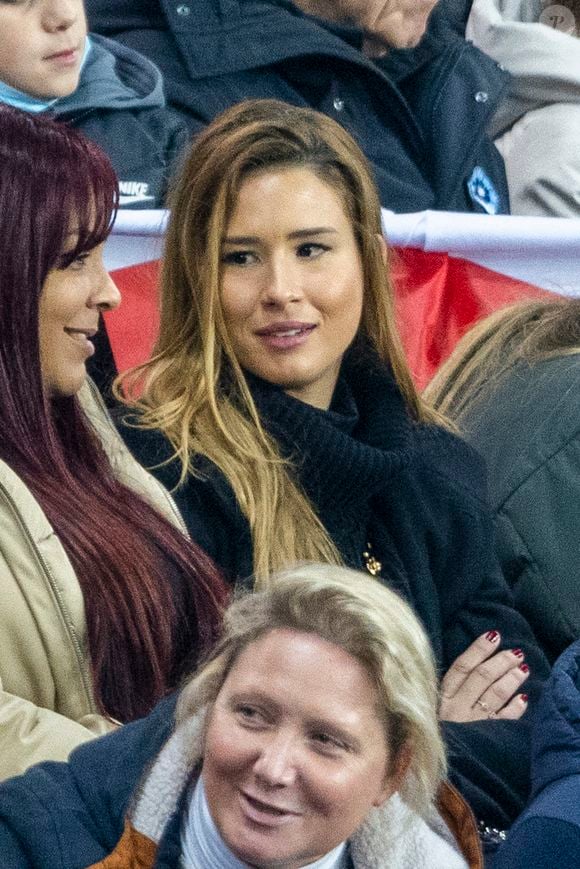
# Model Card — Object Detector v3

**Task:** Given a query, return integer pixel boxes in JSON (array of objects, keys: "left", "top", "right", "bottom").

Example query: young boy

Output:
[{"left": 0, "top": 0, "right": 188, "bottom": 208}]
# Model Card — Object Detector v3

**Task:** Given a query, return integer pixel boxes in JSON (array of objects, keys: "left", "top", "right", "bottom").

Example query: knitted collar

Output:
[{"left": 247, "top": 355, "right": 415, "bottom": 512}]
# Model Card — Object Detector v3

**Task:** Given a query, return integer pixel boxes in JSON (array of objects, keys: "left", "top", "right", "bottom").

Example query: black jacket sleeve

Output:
[
  {"left": 399, "top": 429, "right": 551, "bottom": 828},
  {"left": 443, "top": 716, "right": 534, "bottom": 831}
]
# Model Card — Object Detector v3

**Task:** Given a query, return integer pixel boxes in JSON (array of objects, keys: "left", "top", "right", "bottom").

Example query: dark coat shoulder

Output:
[
  {"left": 56, "top": 34, "right": 191, "bottom": 208},
  {"left": 460, "top": 355, "right": 580, "bottom": 661},
  {"left": 0, "top": 695, "right": 177, "bottom": 867}
]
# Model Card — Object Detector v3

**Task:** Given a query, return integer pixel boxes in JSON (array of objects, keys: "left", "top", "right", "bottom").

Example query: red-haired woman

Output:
[{"left": 0, "top": 105, "right": 227, "bottom": 780}]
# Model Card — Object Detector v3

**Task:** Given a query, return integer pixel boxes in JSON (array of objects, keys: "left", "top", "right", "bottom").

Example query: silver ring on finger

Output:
[{"left": 475, "top": 698, "right": 497, "bottom": 719}]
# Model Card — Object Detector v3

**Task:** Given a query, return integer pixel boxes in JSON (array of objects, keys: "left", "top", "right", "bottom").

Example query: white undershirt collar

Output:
[{"left": 180, "top": 775, "right": 348, "bottom": 869}]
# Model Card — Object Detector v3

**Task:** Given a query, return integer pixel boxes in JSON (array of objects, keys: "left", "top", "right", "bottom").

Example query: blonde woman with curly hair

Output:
[
  {"left": 0, "top": 564, "right": 484, "bottom": 868},
  {"left": 117, "top": 99, "right": 549, "bottom": 834}
]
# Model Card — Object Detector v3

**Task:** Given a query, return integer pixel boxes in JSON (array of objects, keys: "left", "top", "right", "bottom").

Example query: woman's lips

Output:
[
  {"left": 64, "top": 327, "right": 96, "bottom": 357},
  {"left": 239, "top": 791, "right": 301, "bottom": 827},
  {"left": 255, "top": 322, "right": 316, "bottom": 351}
]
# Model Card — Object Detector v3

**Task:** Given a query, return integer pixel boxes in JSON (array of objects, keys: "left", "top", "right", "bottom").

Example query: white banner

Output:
[{"left": 106, "top": 209, "right": 580, "bottom": 296}]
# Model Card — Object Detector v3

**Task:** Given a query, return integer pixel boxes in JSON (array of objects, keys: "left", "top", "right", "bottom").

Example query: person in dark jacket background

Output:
[
  {"left": 116, "top": 99, "right": 549, "bottom": 843},
  {"left": 86, "top": 0, "right": 510, "bottom": 214},
  {"left": 0, "top": 0, "right": 188, "bottom": 209},
  {"left": 493, "top": 638, "right": 580, "bottom": 869},
  {"left": 425, "top": 298, "right": 580, "bottom": 664}
]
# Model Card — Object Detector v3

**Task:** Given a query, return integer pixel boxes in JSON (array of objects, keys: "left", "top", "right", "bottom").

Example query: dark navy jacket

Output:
[
  {"left": 0, "top": 697, "right": 177, "bottom": 867},
  {"left": 493, "top": 640, "right": 580, "bottom": 869},
  {"left": 86, "top": 0, "right": 510, "bottom": 214}
]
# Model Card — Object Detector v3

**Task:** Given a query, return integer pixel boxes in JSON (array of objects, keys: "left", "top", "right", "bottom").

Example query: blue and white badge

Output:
[{"left": 467, "top": 166, "right": 501, "bottom": 215}]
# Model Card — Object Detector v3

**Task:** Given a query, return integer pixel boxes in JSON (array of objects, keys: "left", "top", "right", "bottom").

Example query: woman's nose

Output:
[
  {"left": 252, "top": 734, "right": 298, "bottom": 788},
  {"left": 261, "top": 260, "right": 303, "bottom": 307},
  {"left": 93, "top": 270, "right": 121, "bottom": 313}
]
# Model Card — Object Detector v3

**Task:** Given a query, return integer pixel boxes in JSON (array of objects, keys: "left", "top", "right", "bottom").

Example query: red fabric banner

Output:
[{"left": 391, "top": 249, "right": 551, "bottom": 388}]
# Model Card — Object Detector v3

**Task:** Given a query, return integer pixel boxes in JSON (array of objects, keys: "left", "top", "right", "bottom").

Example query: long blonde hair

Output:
[
  {"left": 424, "top": 298, "right": 580, "bottom": 421},
  {"left": 177, "top": 563, "right": 446, "bottom": 817},
  {"left": 118, "top": 99, "right": 442, "bottom": 584}
]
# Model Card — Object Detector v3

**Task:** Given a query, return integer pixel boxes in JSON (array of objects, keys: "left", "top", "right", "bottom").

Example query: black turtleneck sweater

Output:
[{"left": 118, "top": 360, "right": 549, "bottom": 837}]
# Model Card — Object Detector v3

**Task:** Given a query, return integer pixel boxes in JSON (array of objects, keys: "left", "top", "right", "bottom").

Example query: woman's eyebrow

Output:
[
  {"left": 222, "top": 235, "right": 260, "bottom": 245},
  {"left": 287, "top": 227, "right": 338, "bottom": 239},
  {"left": 227, "top": 689, "right": 280, "bottom": 711},
  {"left": 223, "top": 227, "right": 338, "bottom": 244}
]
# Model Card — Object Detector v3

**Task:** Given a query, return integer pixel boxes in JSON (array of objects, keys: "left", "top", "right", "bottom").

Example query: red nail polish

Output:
[
  {"left": 485, "top": 630, "right": 499, "bottom": 642},
  {"left": 512, "top": 648, "right": 524, "bottom": 658},
  {"left": 519, "top": 663, "right": 530, "bottom": 674},
  {"left": 520, "top": 694, "right": 529, "bottom": 703}
]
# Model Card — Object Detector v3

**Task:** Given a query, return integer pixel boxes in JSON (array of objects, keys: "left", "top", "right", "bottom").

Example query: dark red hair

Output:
[{"left": 0, "top": 106, "right": 227, "bottom": 721}]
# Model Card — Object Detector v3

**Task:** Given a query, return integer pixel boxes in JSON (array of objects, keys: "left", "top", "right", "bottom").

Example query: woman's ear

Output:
[
  {"left": 376, "top": 233, "right": 388, "bottom": 267},
  {"left": 373, "top": 741, "right": 413, "bottom": 807}
]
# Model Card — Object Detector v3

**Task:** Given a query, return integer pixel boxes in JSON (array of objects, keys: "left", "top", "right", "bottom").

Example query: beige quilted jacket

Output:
[{"left": 0, "top": 381, "right": 185, "bottom": 780}]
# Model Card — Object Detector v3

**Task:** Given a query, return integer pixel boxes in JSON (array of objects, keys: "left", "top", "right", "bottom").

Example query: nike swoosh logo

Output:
[
  {"left": 119, "top": 193, "right": 156, "bottom": 206},
  {"left": 119, "top": 193, "right": 155, "bottom": 207}
]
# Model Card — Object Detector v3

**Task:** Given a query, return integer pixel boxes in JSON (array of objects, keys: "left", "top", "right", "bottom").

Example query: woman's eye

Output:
[
  {"left": 296, "top": 243, "right": 329, "bottom": 259},
  {"left": 311, "top": 732, "right": 345, "bottom": 753},
  {"left": 221, "top": 250, "right": 257, "bottom": 266},
  {"left": 69, "top": 253, "right": 90, "bottom": 271},
  {"left": 58, "top": 252, "right": 89, "bottom": 271},
  {"left": 236, "top": 704, "right": 266, "bottom": 726}
]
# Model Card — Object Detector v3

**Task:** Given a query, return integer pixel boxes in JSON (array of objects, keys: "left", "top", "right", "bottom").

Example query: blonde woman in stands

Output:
[
  {"left": 0, "top": 563, "right": 483, "bottom": 868},
  {"left": 425, "top": 297, "right": 580, "bottom": 662},
  {"left": 0, "top": 105, "right": 226, "bottom": 780},
  {"left": 117, "top": 99, "right": 549, "bottom": 838}
]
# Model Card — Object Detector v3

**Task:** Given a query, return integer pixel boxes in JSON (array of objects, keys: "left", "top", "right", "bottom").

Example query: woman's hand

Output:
[{"left": 439, "top": 631, "right": 530, "bottom": 722}]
